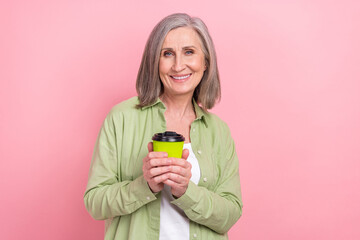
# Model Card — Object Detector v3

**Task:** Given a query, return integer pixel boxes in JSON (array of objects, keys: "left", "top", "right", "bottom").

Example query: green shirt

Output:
[{"left": 84, "top": 97, "right": 243, "bottom": 240}]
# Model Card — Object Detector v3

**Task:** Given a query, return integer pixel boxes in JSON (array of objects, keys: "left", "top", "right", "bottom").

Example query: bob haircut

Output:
[{"left": 136, "top": 13, "right": 221, "bottom": 111}]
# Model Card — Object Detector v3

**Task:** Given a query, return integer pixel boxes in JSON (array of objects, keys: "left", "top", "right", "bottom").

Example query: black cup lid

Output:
[{"left": 152, "top": 131, "right": 185, "bottom": 142}]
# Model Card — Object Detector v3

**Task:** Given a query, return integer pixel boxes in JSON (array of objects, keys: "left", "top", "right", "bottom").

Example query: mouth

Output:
[{"left": 170, "top": 73, "right": 192, "bottom": 81}]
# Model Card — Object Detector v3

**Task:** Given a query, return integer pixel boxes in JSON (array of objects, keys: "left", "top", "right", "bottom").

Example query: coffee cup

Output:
[{"left": 152, "top": 131, "right": 185, "bottom": 158}]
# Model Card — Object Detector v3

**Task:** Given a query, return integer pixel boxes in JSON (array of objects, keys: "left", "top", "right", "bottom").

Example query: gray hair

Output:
[{"left": 136, "top": 13, "right": 221, "bottom": 110}]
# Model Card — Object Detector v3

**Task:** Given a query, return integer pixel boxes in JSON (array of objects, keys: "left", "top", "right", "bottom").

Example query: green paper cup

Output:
[{"left": 152, "top": 131, "right": 185, "bottom": 158}]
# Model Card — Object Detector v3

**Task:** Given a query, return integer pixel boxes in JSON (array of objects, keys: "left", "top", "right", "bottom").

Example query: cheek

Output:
[
  {"left": 159, "top": 58, "right": 172, "bottom": 74},
  {"left": 189, "top": 56, "right": 206, "bottom": 71}
]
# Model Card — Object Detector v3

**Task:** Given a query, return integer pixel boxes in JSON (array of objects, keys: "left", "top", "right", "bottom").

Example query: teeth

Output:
[{"left": 172, "top": 74, "right": 191, "bottom": 80}]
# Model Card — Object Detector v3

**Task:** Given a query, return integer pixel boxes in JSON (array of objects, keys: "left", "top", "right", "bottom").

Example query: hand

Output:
[
  {"left": 163, "top": 149, "right": 192, "bottom": 198},
  {"left": 142, "top": 142, "right": 171, "bottom": 193}
]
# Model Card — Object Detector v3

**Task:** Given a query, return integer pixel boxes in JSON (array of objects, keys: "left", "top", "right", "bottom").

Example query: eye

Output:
[
  {"left": 163, "top": 51, "right": 173, "bottom": 57},
  {"left": 185, "top": 50, "right": 194, "bottom": 55}
]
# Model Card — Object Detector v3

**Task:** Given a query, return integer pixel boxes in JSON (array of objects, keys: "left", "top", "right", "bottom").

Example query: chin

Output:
[{"left": 165, "top": 88, "right": 194, "bottom": 97}]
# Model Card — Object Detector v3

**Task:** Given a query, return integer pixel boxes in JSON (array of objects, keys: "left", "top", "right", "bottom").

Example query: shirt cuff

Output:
[
  {"left": 130, "top": 175, "right": 158, "bottom": 203},
  {"left": 170, "top": 181, "right": 199, "bottom": 210}
]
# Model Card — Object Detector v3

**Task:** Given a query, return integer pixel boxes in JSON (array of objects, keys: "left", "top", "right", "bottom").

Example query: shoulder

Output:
[
  {"left": 102, "top": 96, "right": 141, "bottom": 126},
  {"left": 109, "top": 96, "right": 140, "bottom": 116},
  {"left": 203, "top": 111, "right": 231, "bottom": 133},
  {"left": 203, "top": 111, "right": 235, "bottom": 150}
]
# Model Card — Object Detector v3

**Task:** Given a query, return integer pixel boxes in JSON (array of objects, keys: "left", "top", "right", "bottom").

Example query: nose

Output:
[{"left": 172, "top": 55, "right": 185, "bottom": 72}]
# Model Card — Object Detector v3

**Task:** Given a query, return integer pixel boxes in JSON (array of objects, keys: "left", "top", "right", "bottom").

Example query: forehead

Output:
[{"left": 162, "top": 27, "right": 202, "bottom": 48}]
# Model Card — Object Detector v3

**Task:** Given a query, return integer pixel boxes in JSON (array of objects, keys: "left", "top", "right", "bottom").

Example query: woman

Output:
[{"left": 84, "top": 13, "right": 243, "bottom": 239}]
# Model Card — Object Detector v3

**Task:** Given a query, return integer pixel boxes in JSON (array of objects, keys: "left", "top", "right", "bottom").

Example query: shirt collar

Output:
[
  {"left": 192, "top": 98, "right": 208, "bottom": 128},
  {"left": 141, "top": 98, "right": 165, "bottom": 110},
  {"left": 141, "top": 97, "right": 208, "bottom": 128}
]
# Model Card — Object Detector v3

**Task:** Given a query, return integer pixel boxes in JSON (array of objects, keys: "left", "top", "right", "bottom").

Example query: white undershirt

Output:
[{"left": 159, "top": 143, "right": 200, "bottom": 240}]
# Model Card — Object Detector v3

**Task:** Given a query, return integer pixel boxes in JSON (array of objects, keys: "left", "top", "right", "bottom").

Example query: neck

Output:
[{"left": 160, "top": 92, "right": 195, "bottom": 119}]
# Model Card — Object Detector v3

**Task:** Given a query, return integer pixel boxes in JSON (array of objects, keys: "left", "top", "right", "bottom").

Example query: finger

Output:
[
  {"left": 182, "top": 148, "right": 189, "bottom": 160},
  {"left": 168, "top": 157, "right": 192, "bottom": 168},
  {"left": 148, "top": 151, "right": 168, "bottom": 159},
  {"left": 148, "top": 158, "right": 172, "bottom": 167},
  {"left": 145, "top": 157, "right": 171, "bottom": 171},
  {"left": 152, "top": 173, "right": 170, "bottom": 184},
  {"left": 163, "top": 179, "right": 179, "bottom": 189},
  {"left": 145, "top": 157, "right": 166, "bottom": 171},
  {"left": 165, "top": 172, "right": 188, "bottom": 185},
  {"left": 168, "top": 165, "right": 192, "bottom": 177},
  {"left": 147, "top": 142, "right": 153, "bottom": 152},
  {"left": 149, "top": 166, "right": 171, "bottom": 177},
  {"left": 143, "top": 142, "right": 154, "bottom": 165}
]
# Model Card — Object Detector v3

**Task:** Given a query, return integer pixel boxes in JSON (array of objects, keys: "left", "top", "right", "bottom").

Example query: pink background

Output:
[{"left": 1, "top": 0, "right": 360, "bottom": 239}]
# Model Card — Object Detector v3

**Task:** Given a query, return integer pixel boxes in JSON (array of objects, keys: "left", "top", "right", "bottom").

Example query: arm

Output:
[
  {"left": 171, "top": 124, "right": 243, "bottom": 234},
  {"left": 83, "top": 112, "right": 156, "bottom": 220}
]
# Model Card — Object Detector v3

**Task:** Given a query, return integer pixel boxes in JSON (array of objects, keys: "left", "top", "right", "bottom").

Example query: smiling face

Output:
[{"left": 159, "top": 27, "right": 207, "bottom": 98}]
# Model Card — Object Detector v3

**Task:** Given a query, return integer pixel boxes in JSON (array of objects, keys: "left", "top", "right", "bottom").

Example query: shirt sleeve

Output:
[
  {"left": 171, "top": 122, "right": 243, "bottom": 234},
  {"left": 83, "top": 111, "right": 156, "bottom": 220}
]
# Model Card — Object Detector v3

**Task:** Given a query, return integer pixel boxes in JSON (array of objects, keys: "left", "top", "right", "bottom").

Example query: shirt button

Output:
[
  {"left": 197, "top": 150, "right": 202, "bottom": 154},
  {"left": 146, "top": 196, "right": 150, "bottom": 200},
  {"left": 203, "top": 177, "right": 207, "bottom": 182},
  {"left": 193, "top": 233, "right": 197, "bottom": 238},
  {"left": 193, "top": 128, "right": 196, "bottom": 132}
]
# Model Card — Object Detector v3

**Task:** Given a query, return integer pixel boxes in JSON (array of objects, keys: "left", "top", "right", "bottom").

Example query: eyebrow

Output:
[{"left": 161, "top": 46, "right": 198, "bottom": 51}]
